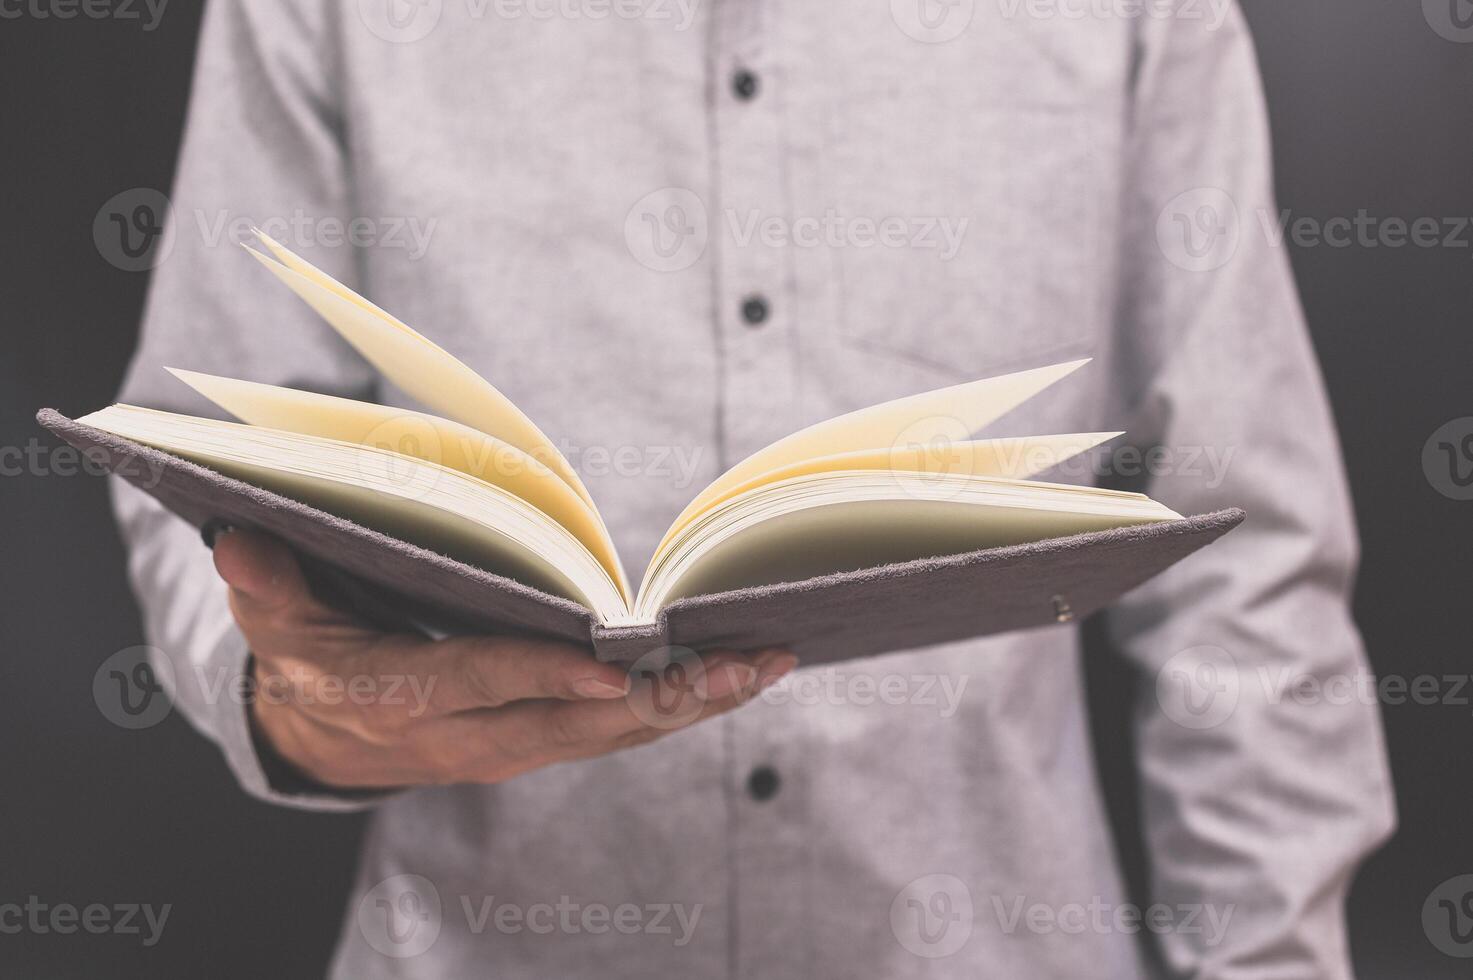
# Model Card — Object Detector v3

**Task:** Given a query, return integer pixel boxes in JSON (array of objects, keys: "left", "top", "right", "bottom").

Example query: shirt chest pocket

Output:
[{"left": 824, "top": 104, "right": 1116, "bottom": 381}]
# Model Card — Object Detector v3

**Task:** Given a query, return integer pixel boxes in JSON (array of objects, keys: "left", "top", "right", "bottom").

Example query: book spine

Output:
[{"left": 589, "top": 619, "right": 671, "bottom": 664}]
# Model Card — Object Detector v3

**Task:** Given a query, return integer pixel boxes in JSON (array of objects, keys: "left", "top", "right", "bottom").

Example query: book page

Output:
[
  {"left": 656, "top": 360, "right": 1091, "bottom": 556},
  {"left": 167, "top": 369, "right": 630, "bottom": 599},
  {"left": 80, "top": 406, "right": 627, "bottom": 618},
  {"left": 245, "top": 235, "right": 601, "bottom": 519},
  {"left": 650, "top": 431, "right": 1120, "bottom": 559},
  {"left": 637, "top": 472, "right": 1178, "bottom": 618}
]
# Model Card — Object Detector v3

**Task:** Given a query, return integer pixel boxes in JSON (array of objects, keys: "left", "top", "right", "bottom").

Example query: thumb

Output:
[{"left": 212, "top": 527, "right": 314, "bottom": 620}]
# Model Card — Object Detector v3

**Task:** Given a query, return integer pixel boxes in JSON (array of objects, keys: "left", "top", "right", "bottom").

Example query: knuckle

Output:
[
  {"left": 485, "top": 733, "right": 530, "bottom": 771},
  {"left": 335, "top": 705, "right": 404, "bottom": 747},
  {"left": 374, "top": 705, "right": 417, "bottom": 742},
  {"left": 456, "top": 655, "right": 508, "bottom": 708},
  {"left": 549, "top": 675, "right": 592, "bottom": 704},
  {"left": 252, "top": 592, "right": 310, "bottom": 632},
  {"left": 543, "top": 709, "right": 588, "bottom": 749}
]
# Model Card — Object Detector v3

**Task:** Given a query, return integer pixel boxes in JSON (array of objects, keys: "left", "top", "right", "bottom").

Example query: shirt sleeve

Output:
[
  {"left": 1101, "top": 4, "right": 1396, "bottom": 976},
  {"left": 113, "top": 0, "right": 382, "bottom": 811}
]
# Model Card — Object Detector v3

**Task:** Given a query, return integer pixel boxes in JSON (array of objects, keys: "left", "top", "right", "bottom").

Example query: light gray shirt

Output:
[{"left": 114, "top": 1, "right": 1395, "bottom": 976}]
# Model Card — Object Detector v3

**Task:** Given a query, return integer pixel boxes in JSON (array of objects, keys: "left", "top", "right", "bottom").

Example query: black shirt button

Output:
[
  {"left": 732, "top": 69, "right": 760, "bottom": 101},
  {"left": 747, "top": 765, "right": 780, "bottom": 802},
  {"left": 741, "top": 295, "right": 770, "bottom": 326}
]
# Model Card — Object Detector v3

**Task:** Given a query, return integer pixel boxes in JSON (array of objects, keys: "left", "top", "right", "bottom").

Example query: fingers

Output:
[
  {"left": 211, "top": 528, "right": 806, "bottom": 788},
  {"left": 213, "top": 528, "right": 358, "bottom": 657},
  {"left": 562, "top": 648, "right": 799, "bottom": 757},
  {"left": 425, "top": 635, "right": 632, "bottom": 713},
  {"left": 414, "top": 648, "right": 799, "bottom": 783},
  {"left": 701, "top": 650, "right": 798, "bottom": 701},
  {"left": 418, "top": 638, "right": 777, "bottom": 717},
  {"left": 252, "top": 641, "right": 799, "bottom": 789},
  {"left": 213, "top": 527, "right": 313, "bottom": 615},
  {"left": 212, "top": 532, "right": 628, "bottom": 712}
]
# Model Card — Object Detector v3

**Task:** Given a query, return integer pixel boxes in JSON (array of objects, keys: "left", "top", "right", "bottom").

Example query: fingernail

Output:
[
  {"left": 573, "top": 676, "right": 629, "bottom": 699},
  {"left": 200, "top": 518, "right": 236, "bottom": 549},
  {"left": 751, "top": 648, "right": 787, "bottom": 669},
  {"left": 758, "top": 654, "right": 799, "bottom": 689}
]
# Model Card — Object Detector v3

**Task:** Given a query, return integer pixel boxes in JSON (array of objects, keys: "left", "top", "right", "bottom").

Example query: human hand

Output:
[{"left": 212, "top": 528, "right": 796, "bottom": 789}]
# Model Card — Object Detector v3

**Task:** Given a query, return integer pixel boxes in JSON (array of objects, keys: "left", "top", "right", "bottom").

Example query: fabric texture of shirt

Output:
[{"left": 112, "top": 1, "right": 1395, "bottom": 976}]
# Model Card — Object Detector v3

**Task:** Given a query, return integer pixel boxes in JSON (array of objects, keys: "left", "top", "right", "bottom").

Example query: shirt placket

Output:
[
  {"left": 707, "top": 3, "right": 809, "bottom": 979},
  {"left": 708, "top": 0, "right": 799, "bottom": 466}
]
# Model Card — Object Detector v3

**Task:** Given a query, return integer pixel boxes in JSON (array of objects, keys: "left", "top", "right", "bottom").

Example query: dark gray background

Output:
[{"left": 2, "top": 1, "right": 1470, "bottom": 976}]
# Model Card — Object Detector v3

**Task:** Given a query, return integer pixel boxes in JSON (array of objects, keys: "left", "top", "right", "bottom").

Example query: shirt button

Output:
[
  {"left": 732, "top": 68, "right": 760, "bottom": 101},
  {"left": 741, "top": 294, "right": 770, "bottom": 326},
  {"left": 747, "top": 765, "right": 780, "bottom": 802}
]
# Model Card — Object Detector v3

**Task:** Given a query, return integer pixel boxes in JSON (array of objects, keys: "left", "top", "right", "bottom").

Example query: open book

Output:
[{"left": 42, "top": 233, "right": 1241, "bottom": 664}]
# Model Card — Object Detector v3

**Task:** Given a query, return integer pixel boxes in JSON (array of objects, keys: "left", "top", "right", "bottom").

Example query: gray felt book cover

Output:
[{"left": 38, "top": 408, "right": 1245, "bottom": 667}]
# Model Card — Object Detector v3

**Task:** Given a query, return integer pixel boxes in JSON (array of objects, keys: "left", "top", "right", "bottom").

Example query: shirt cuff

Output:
[{"left": 205, "top": 625, "right": 400, "bottom": 812}]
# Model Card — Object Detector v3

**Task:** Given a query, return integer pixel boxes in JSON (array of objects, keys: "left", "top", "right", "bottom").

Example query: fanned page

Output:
[
  {"left": 164, "top": 369, "right": 628, "bottom": 598},
  {"left": 243, "top": 231, "right": 628, "bottom": 598},
  {"left": 82, "top": 234, "right": 1183, "bottom": 627},
  {"left": 655, "top": 358, "right": 1093, "bottom": 553},
  {"left": 78, "top": 404, "right": 627, "bottom": 615}
]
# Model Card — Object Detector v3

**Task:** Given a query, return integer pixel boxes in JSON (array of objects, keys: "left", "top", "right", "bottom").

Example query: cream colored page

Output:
[
  {"left": 660, "top": 360, "right": 1090, "bottom": 550},
  {"left": 653, "top": 496, "right": 1163, "bottom": 611},
  {"left": 167, "top": 369, "right": 630, "bottom": 599},
  {"left": 253, "top": 229, "right": 416, "bottom": 336},
  {"left": 657, "top": 430, "right": 1120, "bottom": 548},
  {"left": 79, "top": 409, "right": 600, "bottom": 610},
  {"left": 243, "top": 240, "right": 599, "bottom": 521},
  {"left": 193, "top": 459, "right": 591, "bottom": 608}
]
